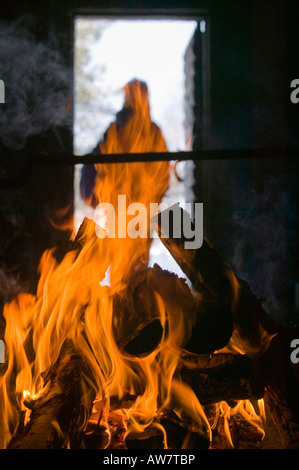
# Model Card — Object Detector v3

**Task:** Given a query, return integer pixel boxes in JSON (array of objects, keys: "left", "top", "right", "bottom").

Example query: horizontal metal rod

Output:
[
  {"left": 0, "top": 148, "right": 298, "bottom": 189},
  {"left": 74, "top": 7, "right": 207, "bottom": 20}
]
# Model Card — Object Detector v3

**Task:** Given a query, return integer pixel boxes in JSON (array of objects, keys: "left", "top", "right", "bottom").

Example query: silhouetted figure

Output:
[{"left": 80, "top": 79, "right": 169, "bottom": 206}]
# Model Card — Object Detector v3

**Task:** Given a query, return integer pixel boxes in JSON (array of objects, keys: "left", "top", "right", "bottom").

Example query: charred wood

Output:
[
  {"left": 150, "top": 206, "right": 237, "bottom": 310},
  {"left": 178, "top": 353, "right": 263, "bottom": 406},
  {"left": 125, "top": 426, "right": 165, "bottom": 449},
  {"left": 87, "top": 393, "right": 210, "bottom": 449},
  {"left": 112, "top": 266, "right": 190, "bottom": 356},
  {"left": 7, "top": 340, "right": 97, "bottom": 449},
  {"left": 125, "top": 413, "right": 210, "bottom": 449},
  {"left": 264, "top": 390, "right": 299, "bottom": 449},
  {"left": 152, "top": 206, "right": 299, "bottom": 447},
  {"left": 113, "top": 264, "right": 233, "bottom": 356},
  {"left": 62, "top": 218, "right": 232, "bottom": 356}
]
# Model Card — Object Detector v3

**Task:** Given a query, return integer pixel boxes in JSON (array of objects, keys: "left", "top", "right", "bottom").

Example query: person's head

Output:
[{"left": 123, "top": 79, "right": 149, "bottom": 112}]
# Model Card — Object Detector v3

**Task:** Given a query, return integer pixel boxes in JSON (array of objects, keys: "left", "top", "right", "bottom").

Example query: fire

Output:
[
  {"left": 0, "top": 203, "right": 267, "bottom": 448},
  {"left": 0, "top": 167, "right": 268, "bottom": 449},
  {"left": 0, "top": 79, "right": 269, "bottom": 449},
  {"left": 213, "top": 399, "right": 266, "bottom": 449}
]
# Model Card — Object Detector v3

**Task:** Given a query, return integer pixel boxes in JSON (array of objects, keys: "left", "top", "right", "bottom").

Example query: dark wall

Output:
[
  {"left": 208, "top": 0, "right": 254, "bottom": 149},
  {"left": 184, "top": 0, "right": 299, "bottom": 324}
]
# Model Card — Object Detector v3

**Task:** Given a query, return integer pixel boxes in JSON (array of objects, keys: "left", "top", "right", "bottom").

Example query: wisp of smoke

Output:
[{"left": 0, "top": 18, "right": 72, "bottom": 150}]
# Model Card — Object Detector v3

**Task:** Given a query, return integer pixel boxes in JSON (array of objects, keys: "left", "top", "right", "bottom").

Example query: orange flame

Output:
[
  {"left": 0, "top": 80, "right": 269, "bottom": 449},
  {"left": 216, "top": 398, "right": 266, "bottom": 448}
]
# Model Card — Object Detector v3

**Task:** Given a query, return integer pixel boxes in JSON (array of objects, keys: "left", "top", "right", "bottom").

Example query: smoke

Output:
[{"left": 0, "top": 16, "right": 72, "bottom": 151}]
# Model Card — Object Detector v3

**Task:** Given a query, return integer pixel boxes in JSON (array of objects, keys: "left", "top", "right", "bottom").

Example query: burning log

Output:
[
  {"left": 150, "top": 204, "right": 238, "bottom": 309},
  {"left": 113, "top": 264, "right": 233, "bottom": 357},
  {"left": 125, "top": 412, "right": 210, "bottom": 450},
  {"left": 61, "top": 217, "right": 232, "bottom": 357},
  {"left": 112, "top": 268, "right": 165, "bottom": 357},
  {"left": 178, "top": 353, "right": 264, "bottom": 406},
  {"left": 150, "top": 205, "right": 277, "bottom": 357},
  {"left": 58, "top": 217, "right": 232, "bottom": 357},
  {"left": 6, "top": 340, "right": 97, "bottom": 449},
  {"left": 152, "top": 205, "right": 299, "bottom": 448},
  {"left": 125, "top": 425, "right": 164, "bottom": 449},
  {"left": 85, "top": 392, "right": 210, "bottom": 449},
  {"left": 83, "top": 353, "right": 261, "bottom": 449}
]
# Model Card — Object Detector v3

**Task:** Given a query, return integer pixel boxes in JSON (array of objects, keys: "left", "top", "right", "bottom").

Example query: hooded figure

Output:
[
  {"left": 98, "top": 79, "right": 168, "bottom": 154},
  {"left": 80, "top": 79, "right": 169, "bottom": 206}
]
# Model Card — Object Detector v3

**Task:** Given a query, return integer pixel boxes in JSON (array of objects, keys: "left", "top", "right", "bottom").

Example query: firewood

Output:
[
  {"left": 60, "top": 218, "right": 232, "bottom": 356},
  {"left": 125, "top": 413, "right": 210, "bottom": 449},
  {"left": 125, "top": 425, "right": 165, "bottom": 449},
  {"left": 150, "top": 206, "right": 237, "bottom": 309},
  {"left": 264, "top": 390, "right": 299, "bottom": 449},
  {"left": 6, "top": 340, "right": 97, "bottom": 449},
  {"left": 113, "top": 265, "right": 233, "bottom": 356},
  {"left": 83, "top": 422, "right": 110, "bottom": 449},
  {"left": 151, "top": 206, "right": 278, "bottom": 358},
  {"left": 183, "top": 283, "right": 233, "bottom": 355},
  {"left": 152, "top": 206, "right": 299, "bottom": 448},
  {"left": 112, "top": 283, "right": 164, "bottom": 357},
  {"left": 84, "top": 353, "right": 259, "bottom": 449},
  {"left": 158, "top": 412, "right": 210, "bottom": 449},
  {"left": 86, "top": 393, "right": 210, "bottom": 449},
  {"left": 178, "top": 353, "right": 263, "bottom": 406},
  {"left": 112, "top": 265, "right": 196, "bottom": 356}
]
